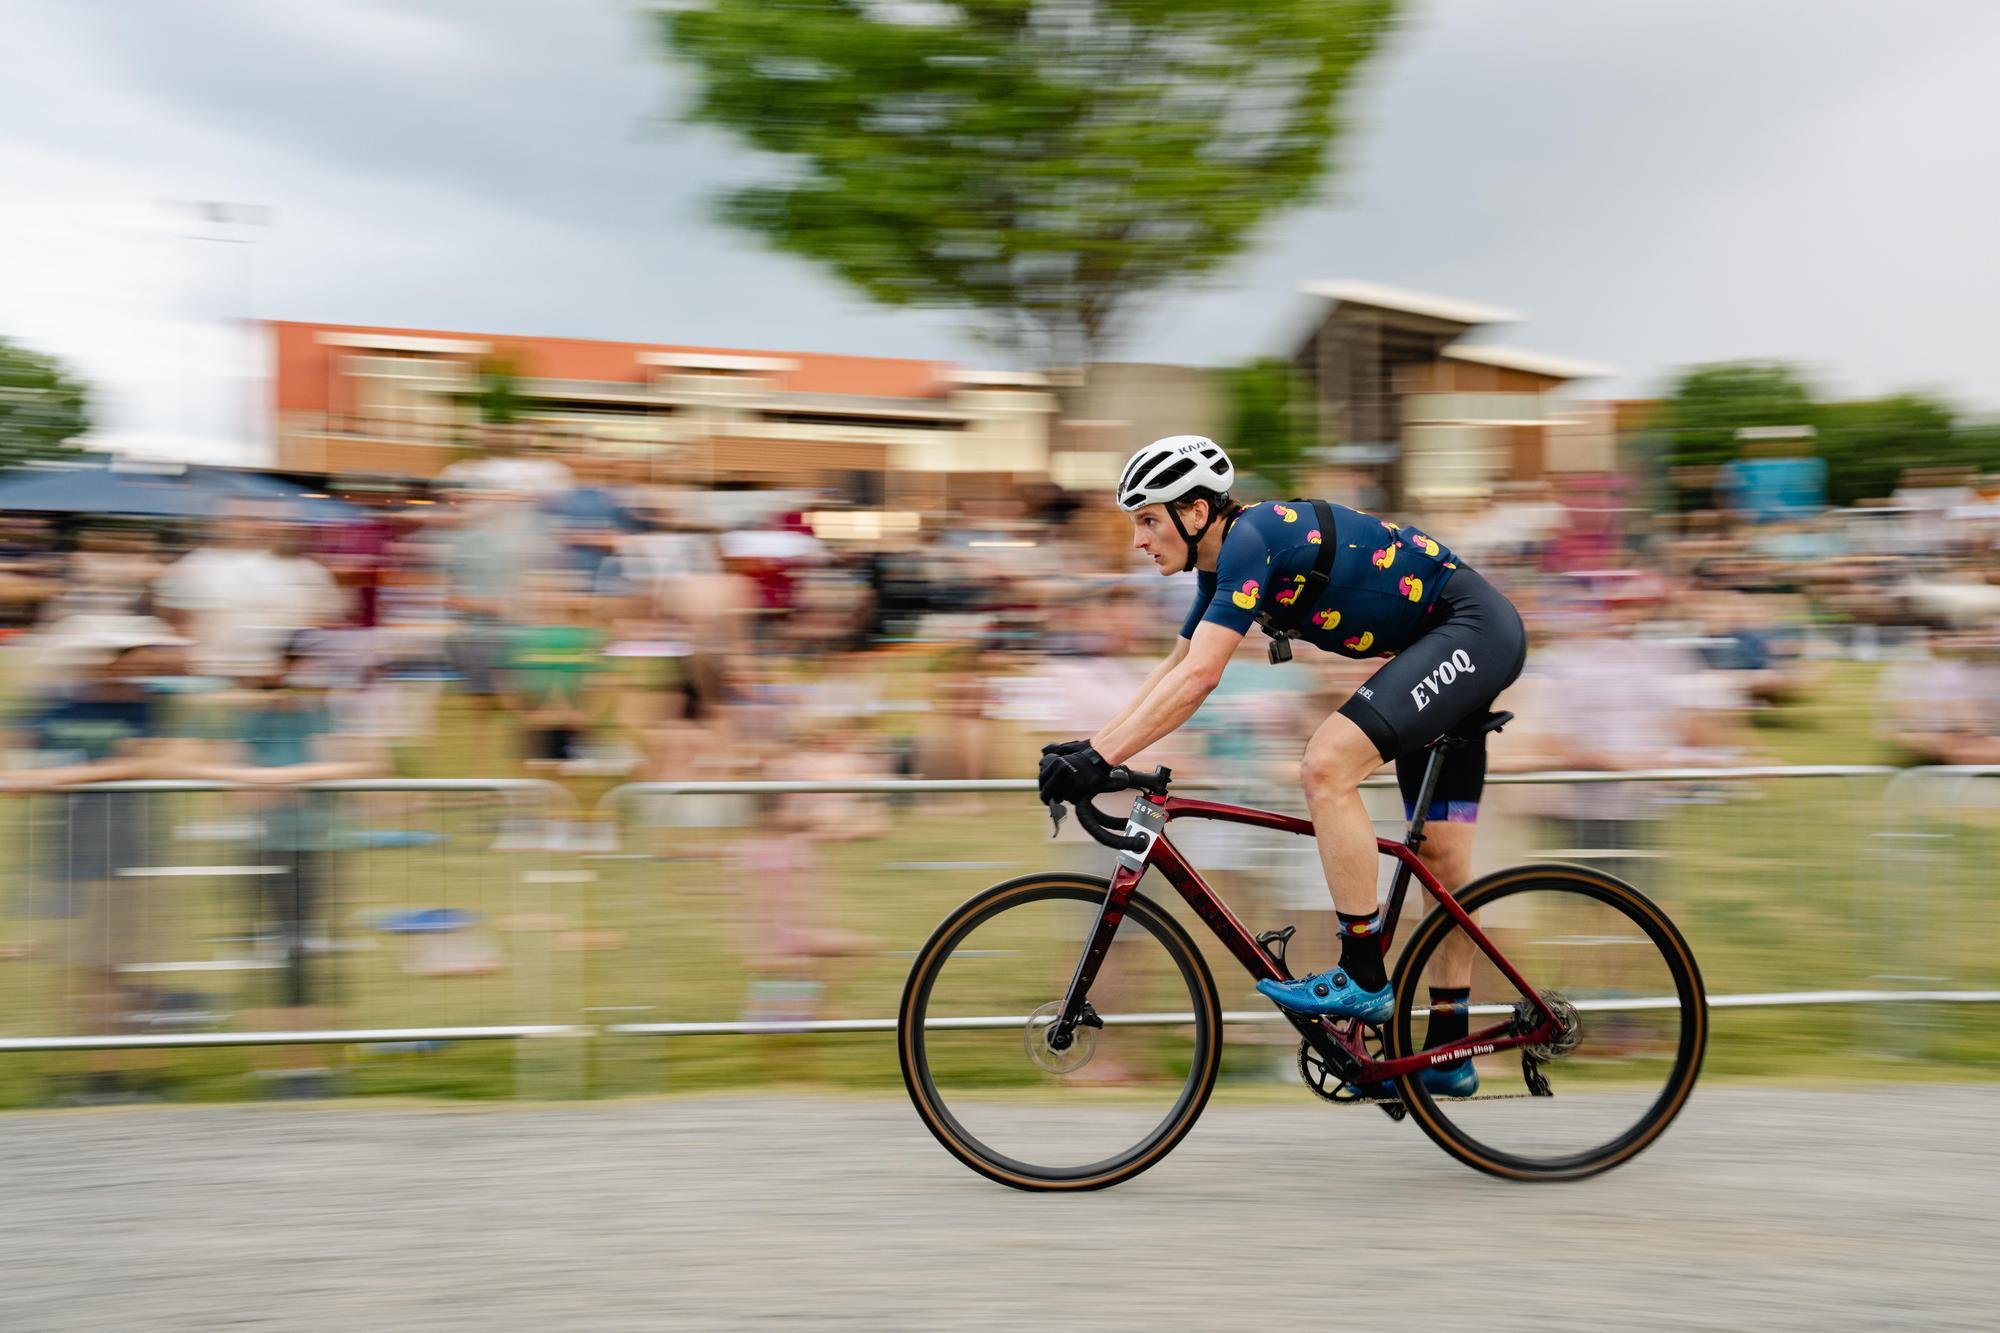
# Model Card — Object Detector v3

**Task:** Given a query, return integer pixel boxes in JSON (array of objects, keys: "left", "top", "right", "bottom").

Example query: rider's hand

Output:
[
  {"left": 1040, "top": 739, "right": 1091, "bottom": 759},
  {"left": 1038, "top": 743, "right": 1112, "bottom": 805}
]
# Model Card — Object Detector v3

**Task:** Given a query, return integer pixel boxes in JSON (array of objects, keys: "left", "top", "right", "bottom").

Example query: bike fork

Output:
[{"left": 1048, "top": 866, "right": 1140, "bottom": 1051}]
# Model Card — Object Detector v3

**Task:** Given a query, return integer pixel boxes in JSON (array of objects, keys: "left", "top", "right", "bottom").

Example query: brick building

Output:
[{"left": 269, "top": 321, "right": 1057, "bottom": 511}]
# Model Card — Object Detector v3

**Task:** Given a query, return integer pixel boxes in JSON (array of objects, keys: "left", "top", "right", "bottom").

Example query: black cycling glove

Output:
[{"left": 1038, "top": 744, "right": 1113, "bottom": 806}]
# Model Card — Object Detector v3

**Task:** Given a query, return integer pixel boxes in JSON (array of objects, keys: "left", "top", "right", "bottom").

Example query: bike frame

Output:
[{"left": 1055, "top": 754, "right": 1563, "bottom": 1088}]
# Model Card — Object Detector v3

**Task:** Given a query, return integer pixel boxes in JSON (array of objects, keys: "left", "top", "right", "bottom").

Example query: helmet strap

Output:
[{"left": 1169, "top": 498, "right": 1225, "bottom": 574}]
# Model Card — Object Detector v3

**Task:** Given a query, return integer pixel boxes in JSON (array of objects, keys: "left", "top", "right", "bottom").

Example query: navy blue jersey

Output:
[{"left": 1178, "top": 501, "right": 1460, "bottom": 659}]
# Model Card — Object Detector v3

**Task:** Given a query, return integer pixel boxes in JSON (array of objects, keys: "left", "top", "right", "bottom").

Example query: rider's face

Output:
[{"left": 1129, "top": 503, "right": 1193, "bottom": 573}]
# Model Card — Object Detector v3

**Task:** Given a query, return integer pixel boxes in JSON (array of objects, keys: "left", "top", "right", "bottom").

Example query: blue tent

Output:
[{"left": 0, "top": 464, "right": 358, "bottom": 521}]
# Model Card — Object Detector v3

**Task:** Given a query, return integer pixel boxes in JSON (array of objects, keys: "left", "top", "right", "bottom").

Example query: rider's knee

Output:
[{"left": 1300, "top": 736, "right": 1376, "bottom": 801}]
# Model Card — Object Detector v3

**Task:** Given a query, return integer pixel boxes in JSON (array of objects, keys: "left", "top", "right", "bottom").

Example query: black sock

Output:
[
  {"left": 1425, "top": 987, "right": 1472, "bottom": 1065},
  {"left": 1336, "top": 911, "right": 1387, "bottom": 992}
]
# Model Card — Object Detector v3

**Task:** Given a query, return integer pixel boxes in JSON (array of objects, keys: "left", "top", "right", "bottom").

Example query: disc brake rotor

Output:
[{"left": 1024, "top": 1001, "right": 1097, "bottom": 1074}]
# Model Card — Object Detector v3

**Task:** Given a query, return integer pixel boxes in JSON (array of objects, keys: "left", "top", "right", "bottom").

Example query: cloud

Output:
[{"left": 5, "top": 0, "right": 2000, "bottom": 472}]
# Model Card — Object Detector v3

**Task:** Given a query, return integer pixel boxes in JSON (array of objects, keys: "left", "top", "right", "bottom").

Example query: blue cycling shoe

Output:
[
  {"left": 1256, "top": 968, "right": 1395, "bottom": 1023},
  {"left": 1346, "top": 1061, "right": 1481, "bottom": 1101},
  {"left": 1416, "top": 1060, "right": 1479, "bottom": 1098}
]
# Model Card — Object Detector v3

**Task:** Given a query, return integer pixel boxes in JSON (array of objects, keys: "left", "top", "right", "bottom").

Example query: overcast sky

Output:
[{"left": 5, "top": 0, "right": 2000, "bottom": 461}]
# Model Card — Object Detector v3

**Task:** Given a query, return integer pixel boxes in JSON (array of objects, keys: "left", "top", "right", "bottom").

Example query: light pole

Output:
[{"left": 170, "top": 199, "right": 272, "bottom": 466}]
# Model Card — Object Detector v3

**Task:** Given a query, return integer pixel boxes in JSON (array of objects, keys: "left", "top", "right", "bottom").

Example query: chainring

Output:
[{"left": 1297, "top": 1022, "right": 1391, "bottom": 1104}]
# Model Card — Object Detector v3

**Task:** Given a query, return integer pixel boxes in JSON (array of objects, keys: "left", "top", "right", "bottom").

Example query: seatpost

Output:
[
  {"left": 1378, "top": 738, "right": 1450, "bottom": 949},
  {"left": 1403, "top": 739, "right": 1451, "bottom": 851}
]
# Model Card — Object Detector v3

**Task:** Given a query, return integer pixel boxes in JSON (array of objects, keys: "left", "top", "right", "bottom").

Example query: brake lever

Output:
[{"left": 1046, "top": 799, "right": 1068, "bottom": 838}]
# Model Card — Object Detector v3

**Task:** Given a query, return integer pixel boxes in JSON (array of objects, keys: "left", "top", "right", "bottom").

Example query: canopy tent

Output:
[{"left": 0, "top": 464, "right": 358, "bottom": 522}]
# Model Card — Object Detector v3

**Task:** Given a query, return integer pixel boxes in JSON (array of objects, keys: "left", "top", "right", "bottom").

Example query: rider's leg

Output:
[
  {"left": 1416, "top": 821, "right": 1478, "bottom": 1084},
  {"left": 1253, "top": 710, "right": 1395, "bottom": 1010},
  {"left": 1300, "top": 711, "right": 1387, "bottom": 919},
  {"left": 1416, "top": 821, "right": 1477, "bottom": 988}
]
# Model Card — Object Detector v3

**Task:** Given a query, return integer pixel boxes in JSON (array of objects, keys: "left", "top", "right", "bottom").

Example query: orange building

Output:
[{"left": 270, "top": 320, "right": 1057, "bottom": 507}]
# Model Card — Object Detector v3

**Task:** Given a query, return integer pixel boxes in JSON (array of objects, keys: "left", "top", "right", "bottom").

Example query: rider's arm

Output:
[
  {"left": 1091, "top": 636, "right": 1189, "bottom": 741},
  {"left": 1091, "top": 622, "right": 1239, "bottom": 766}
]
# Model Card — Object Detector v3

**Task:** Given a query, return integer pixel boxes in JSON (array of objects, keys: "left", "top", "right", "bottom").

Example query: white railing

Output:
[{"left": 2, "top": 769, "right": 1993, "bottom": 1071}]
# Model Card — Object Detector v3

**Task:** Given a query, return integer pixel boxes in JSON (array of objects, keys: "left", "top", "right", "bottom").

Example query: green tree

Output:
[
  {"left": 661, "top": 0, "right": 1398, "bottom": 368},
  {"left": 1952, "top": 421, "right": 2000, "bottom": 477},
  {"left": 0, "top": 336, "right": 90, "bottom": 472},
  {"left": 1659, "top": 361, "right": 1817, "bottom": 476},
  {"left": 474, "top": 354, "right": 524, "bottom": 425},
  {"left": 1223, "top": 356, "right": 1311, "bottom": 492},
  {"left": 1814, "top": 393, "right": 1958, "bottom": 507},
  {"left": 1659, "top": 362, "right": 2000, "bottom": 508}
]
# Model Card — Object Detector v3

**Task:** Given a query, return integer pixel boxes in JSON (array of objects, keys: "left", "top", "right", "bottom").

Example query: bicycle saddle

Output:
[{"left": 1436, "top": 710, "right": 1513, "bottom": 747}]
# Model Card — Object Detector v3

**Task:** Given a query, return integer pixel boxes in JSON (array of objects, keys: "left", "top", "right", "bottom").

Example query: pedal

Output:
[{"left": 1255, "top": 925, "right": 1297, "bottom": 969}]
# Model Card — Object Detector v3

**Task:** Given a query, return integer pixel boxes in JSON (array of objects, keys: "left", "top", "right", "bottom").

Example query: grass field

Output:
[{"left": 1, "top": 662, "right": 1995, "bottom": 1107}]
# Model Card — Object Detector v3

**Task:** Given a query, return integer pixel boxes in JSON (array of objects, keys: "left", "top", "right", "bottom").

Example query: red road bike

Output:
[{"left": 899, "top": 712, "right": 1707, "bottom": 1190}]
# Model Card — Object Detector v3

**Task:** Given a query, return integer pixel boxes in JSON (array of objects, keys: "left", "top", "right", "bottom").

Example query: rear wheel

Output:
[
  {"left": 898, "top": 874, "right": 1222, "bottom": 1191},
  {"left": 1389, "top": 864, "right": 1707, "bottom": 1181}
]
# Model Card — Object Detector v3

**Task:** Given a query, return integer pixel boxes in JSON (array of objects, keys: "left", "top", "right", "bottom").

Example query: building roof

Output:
[
  {"left": 1300, "top": 280, "right": 1523, "bottom": 328},
  {"left": 1440, "top": 344, "right": 1617, "bottom": 381},
  {"left": 270, "top": 320, "right": 953, "bottom": 414}
]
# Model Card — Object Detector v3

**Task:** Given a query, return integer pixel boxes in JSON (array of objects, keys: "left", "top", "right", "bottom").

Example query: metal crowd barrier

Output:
[
  {"left": 597, "top": 766, "right": 2000, "bottom": 1040},
  {"left": 1, "top": 769, "right": 1994, "bottom": 1094},
  {"left": 0, "top": 780, "right": 584, "bottom": 1080}
]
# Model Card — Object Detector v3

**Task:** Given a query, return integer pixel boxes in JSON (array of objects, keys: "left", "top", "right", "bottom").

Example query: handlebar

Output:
[{"left": 1050, "top": 765, "right": 1172, "bottom": 853}]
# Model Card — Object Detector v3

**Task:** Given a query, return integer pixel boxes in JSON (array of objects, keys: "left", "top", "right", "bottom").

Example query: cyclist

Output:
[{"left": 1038, "top": 436, "right": 1527, "bottom": 1095}]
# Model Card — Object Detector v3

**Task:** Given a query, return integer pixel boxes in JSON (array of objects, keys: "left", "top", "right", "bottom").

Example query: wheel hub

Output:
[
  {"left": 1025, "top": 1001, "right": 1097, "bottom": 1074},
  {"left": 1519, "top": 989, "right": 1583, "bottom": 1062}
]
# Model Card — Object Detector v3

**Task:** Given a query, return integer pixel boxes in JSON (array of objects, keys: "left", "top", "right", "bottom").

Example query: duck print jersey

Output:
[{"left": 1178, "top": 501, "right": 1460, "bottom": 659}]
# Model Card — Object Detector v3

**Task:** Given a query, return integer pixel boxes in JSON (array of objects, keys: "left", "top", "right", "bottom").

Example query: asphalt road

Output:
[{"left": 3, "top": 1086, "right": 1994, "bottom": 1331}]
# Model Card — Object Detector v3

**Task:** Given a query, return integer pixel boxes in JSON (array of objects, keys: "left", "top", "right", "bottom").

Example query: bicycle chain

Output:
[{"left": 1337, "top": 1091, "right": 1542, "bottom": 1105}]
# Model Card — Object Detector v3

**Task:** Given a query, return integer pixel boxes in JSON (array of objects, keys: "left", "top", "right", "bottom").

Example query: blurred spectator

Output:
[
  {"left": 317, "top": 482, "right": 408, "bottom": 631},
  {"left": 598, "top": 496, "right": 720, "bottom": 621},
  {"left": 438, "top": 461, "right": 562, "bottom": 719},
  {"left": 1504, "top": 585, "right": 1755, "bottom": 884},
  {"left": 1690, "top": 585, "right": 1819, "bottom": 705},
  {"left": 153, "top": 501, "right": 345, "bottom": 681},
  {"left": 179, "top": 630, "right": 385, "bottom": 1097},
  {"left": 543, "top": 467, "right": 642, "bottom": 584},
  {"left": 436, "top": 428, "right": 575, "bottom": 500},
  {"left": 52, "top": 525, "right": 163, "bottom": 622},
  {"left": 502, "top": 575, "right": 607, "bottom": 773},
  {"left": 0, "top": 516, "right": 60, "bottom": 628},
  {"left": 915, "top": 647, "right": 994, "bottom": 793},
  {"left": 1877, "top": 625, "right": 2000, "bottom": 765},
  {"left": 733, "top": 754, "right": 880, "bottom": 1033},
  {"left": 2, "top": 617, "right": 193, "bottom": 1102}
]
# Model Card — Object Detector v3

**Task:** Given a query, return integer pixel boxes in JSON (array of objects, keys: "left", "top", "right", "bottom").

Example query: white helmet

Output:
[
  {"left": 1116, "top": 435, "right": 1235, "bottom": 513},
  {"left": 1117, "top": 435, "right": 1237, "bottom": 572}
]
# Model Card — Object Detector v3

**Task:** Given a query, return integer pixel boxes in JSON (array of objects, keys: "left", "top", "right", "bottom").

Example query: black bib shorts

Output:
[{"left": 1333, "top": 566, "right": 1528, "bottom": 822}]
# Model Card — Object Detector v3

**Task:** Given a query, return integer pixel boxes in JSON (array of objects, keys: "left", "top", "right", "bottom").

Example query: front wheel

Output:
[
  {"left": 898, "top": 873, "right": 1223, "bottom": 1191},
  {"left": 1389, "top": 864, "right": 1707, "bottom": 1181}
]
